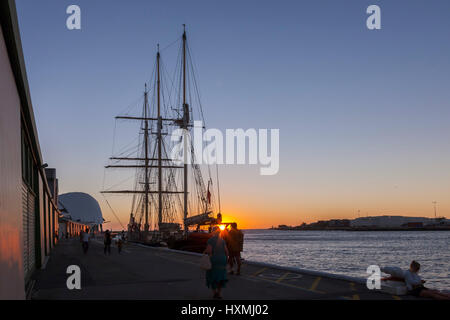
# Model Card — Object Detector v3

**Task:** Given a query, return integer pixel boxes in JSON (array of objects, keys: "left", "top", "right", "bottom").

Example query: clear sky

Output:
[{"left": 15, "top": 0, "right": 450, "bottom": 229}]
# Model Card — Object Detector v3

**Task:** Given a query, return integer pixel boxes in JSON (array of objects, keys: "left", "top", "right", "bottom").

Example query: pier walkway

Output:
[{"left": 31, "top": 238, "right": 417, "bottom": 300}]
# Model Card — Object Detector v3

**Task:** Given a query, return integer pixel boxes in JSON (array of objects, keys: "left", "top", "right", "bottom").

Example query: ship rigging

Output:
[{"left": 101, "top": 26, "right": 224, "bottom": 243}]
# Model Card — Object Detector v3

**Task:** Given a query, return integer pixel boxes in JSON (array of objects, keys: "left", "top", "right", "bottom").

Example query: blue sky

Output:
[{"left": 15, "top": 0, "right": 450, "bottom": 228}]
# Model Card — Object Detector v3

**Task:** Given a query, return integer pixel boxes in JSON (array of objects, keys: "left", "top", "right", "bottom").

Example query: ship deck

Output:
[{"left": 31, "top": 237, "right": 421, "bottom": 300}]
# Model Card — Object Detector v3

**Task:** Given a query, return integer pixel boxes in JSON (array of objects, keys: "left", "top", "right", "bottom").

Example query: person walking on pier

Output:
[
  {"left": 204, "top": 226, "right": 229, "bottom": 299},
  {"left": 117, "top": 231, "right": 124, "bottom": 254},
  {"left": 81, "top": 228, "right": 90, "bottom": 254},
  {"left": 104, "top": 230, "right": 112, "bottom": 255},
  {"left": 227, "top": 223, "right": 243, "bottom": 275}
]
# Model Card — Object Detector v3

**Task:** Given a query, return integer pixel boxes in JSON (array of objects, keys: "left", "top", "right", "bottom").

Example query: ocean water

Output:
[{"left": 242, "top": 230, "right": 450, "bottom": 290}]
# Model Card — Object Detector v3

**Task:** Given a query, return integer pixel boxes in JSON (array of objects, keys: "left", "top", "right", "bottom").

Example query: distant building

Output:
[
  {"left": 328, "top": 219, "right": 351, "bottom": 227},
  {"left": 58, "top": 192, "right": 104, "bottom": 235},
  {"left": 44, "top": 168, "right": 58, "bottom": 203},
  {"left": 350, "top": 216, "right": 450, "bottom": 228}
]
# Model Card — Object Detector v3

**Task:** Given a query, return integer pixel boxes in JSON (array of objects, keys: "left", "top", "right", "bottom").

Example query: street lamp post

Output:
[{"left": 432, "top": 201, "right": 437, "bottom": 219}]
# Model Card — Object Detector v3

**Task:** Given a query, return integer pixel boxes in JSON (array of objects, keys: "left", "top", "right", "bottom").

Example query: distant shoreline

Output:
[{"left": 268, "top": 226, "right": 450, "bottom": 231}]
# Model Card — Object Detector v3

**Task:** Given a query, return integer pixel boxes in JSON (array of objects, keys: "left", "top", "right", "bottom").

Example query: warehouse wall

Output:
[
  {"left": 0, "top": 0, "right": 77, "bottom": 299},
  {"left": 0, "top": 22, "right": 25, "bottom": 300}
]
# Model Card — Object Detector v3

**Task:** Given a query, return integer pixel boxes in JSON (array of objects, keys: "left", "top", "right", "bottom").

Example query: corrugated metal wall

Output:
[
  {"left": 21, "top": 183, "right": 36, "bottom": 280},
  {"left": 0, "top": 0, "right": 66, "bottom": 299},
  {"left": 0, "top": 17, "right": 25, "bottom": 300}
]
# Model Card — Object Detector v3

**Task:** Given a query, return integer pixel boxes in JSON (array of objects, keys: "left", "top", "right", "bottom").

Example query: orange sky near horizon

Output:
[
  {"left": 96, "top": 173, "right": 450, "bottom": 231},
  {"left": 59, "top": 151, "right": 450, "bottom": 231},
  {"left": 59, "top": 156, "right": 450, "bottom": 231},
  {"left": 100, "top": 202, "right": 448, "bottom": 231}
]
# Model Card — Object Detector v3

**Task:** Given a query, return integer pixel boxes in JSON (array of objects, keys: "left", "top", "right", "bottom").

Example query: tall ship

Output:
[{"left": 101, "top": 26, "right": 232, "bottom": 251}]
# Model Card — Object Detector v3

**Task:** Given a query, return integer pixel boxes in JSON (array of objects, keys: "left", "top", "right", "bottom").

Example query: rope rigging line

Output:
[
  {"left": 117, "top": 93, "right": 145, "bottom": 117},
  {"left": 160, "top": 36, "right": 181, "bottom": 53},
  {"left": 102, "top": 194, "right": 126, "bottom": 230}
]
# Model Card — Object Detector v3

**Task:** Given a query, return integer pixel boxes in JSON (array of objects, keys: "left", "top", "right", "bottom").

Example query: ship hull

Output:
[{"left": 167, "top": 232, "right": 213, "bottom": 253}]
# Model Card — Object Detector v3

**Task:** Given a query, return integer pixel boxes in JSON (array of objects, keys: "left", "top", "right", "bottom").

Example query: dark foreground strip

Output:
[{"left": 0, "top": 300, "right": 446, "bottom": 319}]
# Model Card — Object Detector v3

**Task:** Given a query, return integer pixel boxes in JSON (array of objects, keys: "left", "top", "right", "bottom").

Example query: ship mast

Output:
[
  {"left": 182, "top": 25, "right": 188, "bottom": 234},
  {"left": 102, "top": 25, "right": 218, "bottom": 238},
  {"left": 144, "top": 83, "right": 149, "bottom": 232},
  {"left": 157, "top": 45, "right": 163, "bottom": 228},
  {"left": 102, "top": 79, "right": 184, "bottom": 233}
]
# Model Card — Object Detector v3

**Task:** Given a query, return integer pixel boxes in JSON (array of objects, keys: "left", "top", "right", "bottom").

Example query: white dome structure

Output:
[{"left": 58, "top": 192, "right": 104, "bottom": 225}]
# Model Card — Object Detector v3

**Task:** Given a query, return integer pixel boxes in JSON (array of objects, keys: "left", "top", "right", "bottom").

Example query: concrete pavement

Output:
[{"left": 31, "top": 238, "right": 417, "bottom": 300}]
